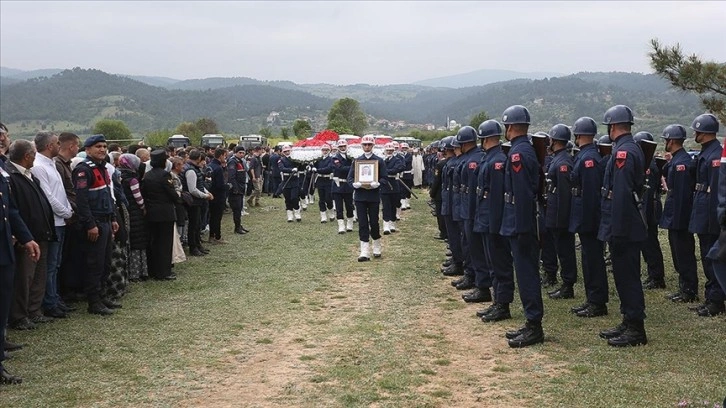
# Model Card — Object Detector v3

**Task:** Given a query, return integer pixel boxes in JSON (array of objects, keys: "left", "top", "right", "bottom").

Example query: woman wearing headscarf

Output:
[
  {"left": 117, "top": 153, "right": 149, "bottom": 281},
  {"left": 106, "top": 152, "right": 130, "bottom": 302}
]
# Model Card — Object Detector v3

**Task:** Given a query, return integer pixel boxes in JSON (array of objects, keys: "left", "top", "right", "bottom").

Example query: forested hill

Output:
[{"left": 0, "top": 68, "right": 704, "bottom": 138}]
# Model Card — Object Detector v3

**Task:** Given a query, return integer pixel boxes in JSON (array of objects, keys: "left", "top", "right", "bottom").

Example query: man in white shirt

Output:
[{"left": 31, "top": 132, "right": 73, "bottom": 318}]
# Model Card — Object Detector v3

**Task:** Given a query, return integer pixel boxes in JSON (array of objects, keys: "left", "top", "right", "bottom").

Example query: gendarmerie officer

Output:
[
  {"left": 569, "top": 117, "right": 609, "bottom": 317},
  {"left": 660, "top": 124, "right": 699, "bottom": 303},
  {"left": 688, "top": 113, "right": 725, "bottom": 316},
  {"left": 400, "top": 143, "right": 413, "bottom": 210},
  {"left": 705, "top": 115, "right": 726, "bottom": 315},
  {"left": 544, "top": 124, "right": 578, "bottom": 301},
  {"left": 313, "top": 144, "right": 336, "bottom": 223},
  {"left": 331, "top": 139, "right": 355, "bottom": 234},
  {"left": 347, "top": 135, "right": 388, "bottom": 261},
  {"left": 474, "top": 120, "right": 513, "bottom": 322},
  {"left": 72, "top": 134, "right": 120, "bottom": 315},
  {"left": 499, "top": 105, "right": 545, "bottom": 348},
  {"left": 539, "top": 132, "right": 560, "bottom": 289},
  {"left": 227, "top": 145, "right": 250, "bottom": 235},
  {"left": 442, "top": 138, "right": 466, "bottom": 279},
  {"left": 381, "top": 143, "right": 404, "bottom": 235},
  {"left": 634, "top": 131, "right": 666, "bottom": 290},
  {"left": 429, "top": 141, "right": 448, "bottom": 241},
  {"left": 277, "top": 145, "right": 302, "bottom": 222},
  {"left": 597, "top": 105, "right": 648, "bottom": 347},
  {"left": 455, "top": 126, "right": 491, "bottom": 304}
]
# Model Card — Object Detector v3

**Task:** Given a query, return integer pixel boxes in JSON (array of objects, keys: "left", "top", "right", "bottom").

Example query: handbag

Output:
[{"left": 181, "top": 191, "right": 195, "bottom": 207}]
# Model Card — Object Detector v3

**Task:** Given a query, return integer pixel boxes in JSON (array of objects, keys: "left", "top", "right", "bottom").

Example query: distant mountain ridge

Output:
[{"left": 413, "top": 68, "right": 565, "bottom": 88}]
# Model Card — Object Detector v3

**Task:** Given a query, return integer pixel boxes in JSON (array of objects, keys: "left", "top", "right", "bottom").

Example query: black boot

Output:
[
  {"left": 476, "top": 303, "right": 498, "bottom": 317},
  {"left": 599, "top": 321, "right": 627, "bottom": 339},
  {"left": 0, "top": 367, "right": 22, "bottom": 385},
  {"left": 442, "top": 264, "right": 464, "bottom": 277},
  {"left": 102, "top": 299, "right": 122, "bottom": 309},
  {"left": 88, "top": 302, "right": 114, "bottom": 316},
  {"left": 441, "top": 258, "right": 453, "bottom": 268},
  {"left": 696, "top": 301, "right": 726, "bottom": 317},
  {"left": 481, "top": 303, "right": 511, "bottom": 322},
  {"left": 607, "top": 320, "right": 647, "bottom": 347},
  {"left": 570, "top": 302, "right": 590, "bottom": 314},
  {"left": 642, "top": 278, "right": 666, "bottom": 290},
  {"left": 575, "top": 303, "right": 608, "bottom": 318},
  {"left": 462, "top": 288, "right": 492, "bottom": 303},
  {"left": 454, "top": 275, "right": 475, "bottom": 290},
  {"left": 548, "top": 285, "right": 574, "bottom": 300},
  {"left": 451, "top": 276, "right": 467, "bottom": 287},
  {"left": 507, "top": 320, "right": 544, "bottom": 348}
]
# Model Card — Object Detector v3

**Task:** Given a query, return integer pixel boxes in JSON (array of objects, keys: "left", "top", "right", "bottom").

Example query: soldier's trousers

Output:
[
  {"left": 642, "top": 222, "right": 665, "bottom": 281},
  {"left": 81, "top": 220, "right": 113, "bottom": 304},
  {"left": 579, "top": 232, "right": 609, "bottom": 306},
  {"left": 381, "top": 193, "right": 398, "bottom": 222},
  {"left": 401, "top": 178, "right": 413, "bottom": 199},
  {"left": 228, "top": 193, "right": 244, "bottom": 228},
  {"left": 435, "top": 200, "right": 447, "bottom": 239},
  {"left": 317, "top": 185, "right": 333, "bottom": 212},
  {"left": 609, "top": 239, "right": 646, "bottom": 321},
  {"left": 509, "top": 232, "right": 543, "bottom": 322},
  {"left": 484, "top": 232, "right": 514, "bottom": 304},
  {"left": 697, "top": 233, "right": 725, "bottom": 303},
  {"left": 443, "top": 215, "right": 464, "bottom": 266},
  {"left": 283, "top": 187, "right": 300, "bottom": 211},
  {"left": 540, "top": 228, "right": 559, "bottom": 279},
  {"left": 333, "top": 192, "right": 354, "bottom": 220},
  {"left": 667, "top": 229, "right": 698, "bottom": 295},
  {"left": 551, "top": 228, "right": 578, "bottom": 287},
  {"left": 464, "top": 220, "right": 491, "bottom": 289},
  {"left": 355, "top": 200, "right": 381, "bottom": 242}
]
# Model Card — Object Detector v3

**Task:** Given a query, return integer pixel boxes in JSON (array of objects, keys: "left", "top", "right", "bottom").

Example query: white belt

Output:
[
  {"left": 403, "top": 170, "right": 414, "bottom": 174},
  {"left": 318, "top": 174, "right": 332, "bottom": 179}
]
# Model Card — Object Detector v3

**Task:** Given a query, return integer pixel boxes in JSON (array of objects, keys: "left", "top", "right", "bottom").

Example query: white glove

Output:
[
  {"left": 292, "top": 167, "right": 298, "bottom": 173},
  {"left": 352, "top": 182, "right": 362, "bottom": 189},
  {"left": 370, "top": 181, "right": 380, "bottom": 189},
  {"left": 311, "top": 167, "right": 317, "bottom": 173}
]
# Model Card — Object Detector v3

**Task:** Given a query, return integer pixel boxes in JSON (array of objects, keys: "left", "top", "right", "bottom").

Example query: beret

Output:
[{"left": 84, "top": 134, "right": 107, "bottom": 148}]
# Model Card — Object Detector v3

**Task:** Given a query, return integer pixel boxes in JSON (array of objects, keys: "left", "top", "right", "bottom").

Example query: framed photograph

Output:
[{"left": 355, "top": 160, "right": 378, "bottom": 187}]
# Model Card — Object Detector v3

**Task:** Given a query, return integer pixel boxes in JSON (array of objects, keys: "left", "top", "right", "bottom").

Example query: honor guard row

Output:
[{"left": 429, "top": 103, "right": 726, "bottom": 349}]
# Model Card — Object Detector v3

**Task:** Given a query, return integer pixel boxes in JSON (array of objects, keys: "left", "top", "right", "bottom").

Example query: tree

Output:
[
  {"left": 176, "top": 121, "right": 201, "bottom": 145},
  {"left": 259, "top": 127, "right": 272, "bottom": 138},
  {"left": 280, "top": 127, "right": 290, "bottom": 140},
  {"left": 196, "top": 117, "right": 219, "bottom": 135},
  {"left": 93, "top": 119, "right": 131, "bottom": 140},
  {"left": 326, "top": 97, "right": 367, "bottom": 135},
  {"left": 649, "top": 39, "right": 726, "bottom": 122},
  {"left": 293, "top": 119, "right": 312, "bottom": 139},
  {"left": 469, "top": 111, "right": 489, "bottom": 128}
]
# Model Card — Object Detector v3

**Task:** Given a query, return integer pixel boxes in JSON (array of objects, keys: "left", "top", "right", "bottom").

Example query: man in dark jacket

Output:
[
  {"left": 142, "top": 149, "right": 180, "bottom": 280},
  {"left": 5, "top": 140, "right": 55, "bottom": 329},
  {"left": 207, "top": 148, "right": 228, "bottom": 244}
]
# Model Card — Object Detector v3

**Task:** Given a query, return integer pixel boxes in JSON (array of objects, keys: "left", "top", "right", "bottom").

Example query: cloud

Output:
[{"left": 1, "top": 1, "right": 724, "bottom": 84}]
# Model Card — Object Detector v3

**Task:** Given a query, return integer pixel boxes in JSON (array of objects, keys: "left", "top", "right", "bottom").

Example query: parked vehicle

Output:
[
  {"left": 393, "top": 136, "right": 422, "bottom": 148},
  {"left": 201, "top": 134, "right": 226, "bottom": 148},
  {"left": 167, "top": 134, "right": 191, "bottom": 148},
  {"left": 238, "top": 134, "right": 268, "bottom": 151}
]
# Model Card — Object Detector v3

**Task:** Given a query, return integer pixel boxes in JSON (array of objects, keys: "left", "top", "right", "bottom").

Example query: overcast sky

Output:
[{"left": 1, "top": 1, "right": 725, "bottom": 85}]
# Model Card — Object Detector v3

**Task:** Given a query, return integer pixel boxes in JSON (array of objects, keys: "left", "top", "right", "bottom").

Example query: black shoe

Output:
[
  {"left": 445, "top": 249, "right": 452, "bottom": 257},
  {"left": 451, "top": 276, "right": 466, "bottom": 287},
  {"left": 234, "top": 227, "right": 247, "bottom": 235},
  {"left": 190, "top": 248, "right": 205, "bottom": 257},
  {"left": 548, "top": 285, "right": 574, "bottom": 300},
  {"left": 442, "top": 264, "right": 464, "bottom": 277},
  {"left": 575, "top": 303, "right": 608, "bottom": 318},
  {"left": 102, "top": 299, "right": 122, "bottom": 309},
  {"left": 3, "top": 340, "right": 23, "bottom": 352},
  {"left": 10, "top": 318, "right": 36, "bottom": 330},
  {"left": 43, "top": 307, "right": 68, "bottom": 319},
  {"left": 570, "top": 302, "right": 590, "bottom": 314},
  {"left": 57, "top": 302, "right": 77, "bottom": 313},
  {"left": 157, "top": 274, "right": 178, "bottom": 281},
  {"left": 454, "top": 275, "right": 475, "bottom": 291},
  {"left": 599, "top": 322, "right": 627, "bottom": 339},
  {"left": 607, "top": 321, "right": 647, "bottom": 347},
  {"left": 507, "top": 321, "right": 544, "bottom": 348},
  {"left": 665, "top": 291, "right": 684, "bottom": 301},
  {"left": 30, "top": 315, "right": 54, "bottom": 324},
  {"left": 482, "top": 304, "right": 512, "bottom": 322},
  {"left": 199, "top": 247, "right": 210, "bottom": 254},
  {"left": 441, "top": 258, "right": 453, "bottom": 268},
  {"left": 0, "top": 368, "right": 22, "bottom": 385},
  {"left": 696, "top": 301, "right": 725, "bottom": 317},
  {"left": 358, "top": 255, "right": 370, "bottom": 262},
  {"left": 643, "top": 278, "right": 666, "bottom": 290},
  {"left": 88, "top": 302, "right": 114, "bottom": 316},
  {"left": 462, "top": 288, "right": 492, "bottom": 303},
  {"left": 671, "top": 292, "right": 698, "bottom": 303},
  {"left": 476, "top": 303, "right": 498, "bottom": 317},
  {"left": 505, "top": 324, "right": 527, "bottom": 340},
  {"left": 435, "top": 235, "right": 446, "bottom": 240}
]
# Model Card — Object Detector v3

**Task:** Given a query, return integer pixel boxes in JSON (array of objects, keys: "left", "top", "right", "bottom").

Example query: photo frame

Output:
[{"left": 354, "top": 160, "right": 378, "bottom": 188}]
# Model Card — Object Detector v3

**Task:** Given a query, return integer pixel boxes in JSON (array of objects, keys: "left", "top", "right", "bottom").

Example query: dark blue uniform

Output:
[
  {"left": 660, "top": 148, "right": 698, "bottom": 297},
  {"left": 641, "top": 159, "right": 666, "bottom": 284},
  {"left": 429, "top": 157, "right": 447, "bottom": 239},
  {"left": 540, "top": 154, "right": 559, "bottom": 283},
  {"left": 227, "top": 155, "right": 248, "bottom": 230},
  {"left": 400, "top": 152, "right": 414, "bottom": 202},
  {"left": 598, "top": 133, "right": 647, "bottom": 321},
  {"left": 689, "top": 139, "right": 724, "bottom": 304},
  {"left": 500, "top": 134, "right": 543, "bottom": 322},
  {"left": 706, "top": 144, "right": 726, "bottom": 306},
  {"left": 278, "top": 155, "right": 301, "bottom": 212},
  {"left": 569, "top": 142, "right": 609, "bottom": 307},
  {"left": 382, "top": 154, "right": 404, "bottom": 224},
  {"left": 73, "top": 159, "right": 116, "bottom": 306},
  {"left": 475, "top": 144, "right": 513, "bottom": 305},
  {"left": 442, "top": 155, "right": 464, "bottom": 269},
  {"left": 0, "top": 167, "right": 34, "bottom": 372},
  {"left": 347, "top": 154, "right": 388, "bottom": 242},
  {"left": 459, "top": 146, "right": 490, "bottom": 291},
  {"left": 330, "top": 151, "right": 354, "bottom": 221},
  {"left": 314, "top": 154, "right": 335, "bottom": 213},
  {"left": 545, "top": 148, "right": 578, "bottom": 290},
  {"left": 269, "top": 152, "right": 281, "bottom": 197}
]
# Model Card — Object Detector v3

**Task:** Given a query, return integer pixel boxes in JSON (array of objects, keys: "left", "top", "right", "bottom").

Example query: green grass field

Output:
[{"left": 3, "top": 194, "right": 725, "bottom": 407}]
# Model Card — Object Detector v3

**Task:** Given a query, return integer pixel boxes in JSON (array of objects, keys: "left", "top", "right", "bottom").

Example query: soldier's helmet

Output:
[
  {"left": 384, "top": 143, "right": 395, "bottom": 151},
  {"left": 456, "top": 126, "right": 478, "bottom": 144},
  {"left": 337, "top": 139, "right": 348, "bottom": 147},
  {"left": 572, "top": 117, "right": 598, "bottom": 136},
  {"left": 441, "top": 136, "right": 456, "bottom": 150},
  {"left": 602, "top": 105, "right": 634, "bottom": 125},
  {"left": 392, "top": 141, "right": 400, "bottom": 149},
  {"left": 633, "top": 131, "right": 654, "bottom": 142},
  {"left": 400, "top": 143, "right": 410, "bottom": 149},
  {"left": 690, "top": 113, "right": 719, "bottom": 134},
  {"left": 501, "top": 105, "right": 531, "bottom": 125},
  {"left": 661, "top": 124, "right": 687, "bottom": 140},
  {"left": 598, "top": 134, "right": 612, "bottom": 146},
  {"left": 549, "top": 124, "right": 572, "bottom": 141},
  {"left": 321, "top": 144, "right": 331, "bottom": 150},
  {"left": 478, "top": 120, "right": 504, "bottom": 139},
  {"left": 282, "top": 145, "right": 291, "bottom": 153},
  {"left": 361, "top": 135, "right": 375, "bottom": 145}
]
